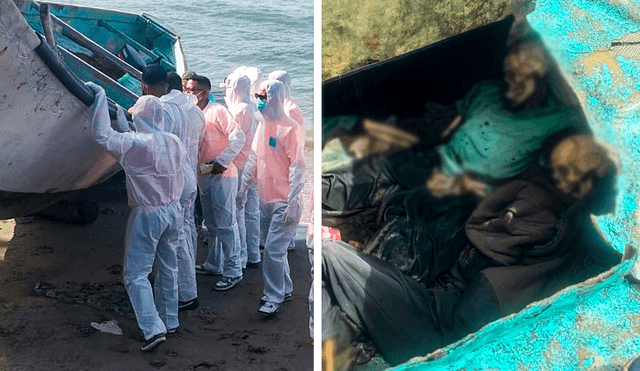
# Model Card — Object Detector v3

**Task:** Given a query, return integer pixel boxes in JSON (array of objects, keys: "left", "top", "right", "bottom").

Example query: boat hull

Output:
[
  {"left": 0, "top": 0, "right": 120, "bottom": 218},
  {"left": 0, "top": 0, "right": 188, "bottom": 219}
]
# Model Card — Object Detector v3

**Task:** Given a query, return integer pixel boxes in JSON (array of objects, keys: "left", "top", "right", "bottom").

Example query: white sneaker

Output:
[
  {"left": 195, "top": 265, "right": 222, "bottom": 275},
  {"left": 259, "top": 292, "right": 291, "bottom": 305},
  {"left": 258, "top": 301, "right": 281, "bottom": 318}
]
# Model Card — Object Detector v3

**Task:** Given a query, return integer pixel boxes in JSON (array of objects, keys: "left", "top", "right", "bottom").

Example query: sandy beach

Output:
[{"left": 0, "top": 145, "right": 314, "bottom": 370}]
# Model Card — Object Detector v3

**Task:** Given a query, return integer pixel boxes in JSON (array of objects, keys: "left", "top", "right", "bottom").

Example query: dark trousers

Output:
[
  {"left": 322, "top": 239, "right": 501, "bottom": 366},
  {"left": 194, "top": 187, "right": 203, "bottom": 227}
]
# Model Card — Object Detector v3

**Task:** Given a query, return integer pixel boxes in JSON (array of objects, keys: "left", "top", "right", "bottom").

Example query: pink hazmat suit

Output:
[
  {"left": 197, "top": 100, "right": 245, "bottom": 282},
  {"left": 239, "top": 80, "right": 305, "bottom": 314}
]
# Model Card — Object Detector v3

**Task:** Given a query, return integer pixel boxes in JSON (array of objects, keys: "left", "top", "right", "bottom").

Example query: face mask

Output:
[{"left": 257, "top": 98, "right": 266, "bottom": 112}]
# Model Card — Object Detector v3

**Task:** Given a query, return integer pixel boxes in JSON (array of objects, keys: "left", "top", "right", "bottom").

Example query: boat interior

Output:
[
  {"left": 321, "top": 16, "right": 588, "bottom": 144},
  {"left": 16, "top": 0, "right": 185, "bottom": 110}
]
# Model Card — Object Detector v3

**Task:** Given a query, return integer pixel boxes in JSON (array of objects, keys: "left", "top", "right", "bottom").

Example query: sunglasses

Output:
[{"left": 186, "top": 87, "right": 205, "bottom": 93}]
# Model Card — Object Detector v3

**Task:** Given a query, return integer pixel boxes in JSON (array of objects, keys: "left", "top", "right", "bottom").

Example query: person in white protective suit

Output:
[
  {"left": 268, "top": 70, "right": 305, "bottom": 132},
  {"left": 238, "top": 80, "right": 306, "bottom": 317},
  {"left": 225, "top": 66, "right": 264, "bottom": 104},
  {"left": 267, "top": 70, "right": 306, "bottom": 251},
  {"left": 188, "top": 74, "right": 246, "bottom": 291},
  {"left": 161, "top": 72, "right": 205, "bottom": 311},
  {"left": 86, "top": 83, "right": 186, "bottom": 352},
  {"left": 223, "top": 71, "right": 263, "bottom": 269}
]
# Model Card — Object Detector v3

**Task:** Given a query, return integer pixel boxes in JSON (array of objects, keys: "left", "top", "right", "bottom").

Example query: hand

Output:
[
  {"left": 85, "top": 81, "right": 102, "bottom": 95},
  {"left": 113, "top": 104, "right": 130, "bottom": 132},
  {"left": 426, "top": 168, "right": 462, "bottom": 198},
  {"left": 282, "top": 203, "right": 299, "bottom": 226},
  {"left": 211, "top": 161, "right": 227, "bottom": 175},
  {"left": 426, "top": 168, "right": 489, "bottom": 198},
  {"left": 236, "top": 186, "right": 247, "bottom": 211}
]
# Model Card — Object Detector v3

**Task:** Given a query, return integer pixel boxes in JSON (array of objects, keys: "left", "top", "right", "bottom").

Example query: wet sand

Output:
[{"left": 0, "top": 145, "right": 314, "bottom": 370}]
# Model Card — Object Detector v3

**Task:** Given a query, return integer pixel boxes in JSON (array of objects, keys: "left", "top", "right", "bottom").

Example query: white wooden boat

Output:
[{"left": 0, "top": 0, "right": 187, "bottom": 221}]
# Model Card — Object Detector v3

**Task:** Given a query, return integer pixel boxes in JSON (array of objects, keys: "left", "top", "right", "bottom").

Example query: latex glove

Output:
[
  {"left": 85, "top": 81, "right": 102, "bottom": 95},
  {"left": 282, "top": 202, "right": 300, "bottom": 226},
  {"left": 236, "top": 185, "right": 248, "bottom": 211},
  {"left": 112, "top": 104, "right": 131, "bottom": 132}
]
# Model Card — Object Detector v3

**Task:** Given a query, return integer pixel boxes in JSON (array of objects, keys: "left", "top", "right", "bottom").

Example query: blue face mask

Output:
[{"left": 257, "top": 98, "right": 266, "bottom": 112}]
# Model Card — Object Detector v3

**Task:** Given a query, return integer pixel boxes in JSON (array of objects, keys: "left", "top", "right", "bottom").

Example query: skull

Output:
[
  {"left": 503, "top": 40, "right": 549, "bottom": 108},
  {"left": 549, "top": 135, "right": 614, "bottom": 198}
]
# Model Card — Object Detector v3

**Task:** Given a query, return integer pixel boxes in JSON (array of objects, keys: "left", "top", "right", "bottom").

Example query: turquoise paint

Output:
[
  {"left": 393, "top": 261, "right": 640, "bottom": 370},
  {"left": 391, "top": 0, "right": 640, "bottom": 369},
  {"left": 18, "top": 1, "right": 182, "bottom": 108}
]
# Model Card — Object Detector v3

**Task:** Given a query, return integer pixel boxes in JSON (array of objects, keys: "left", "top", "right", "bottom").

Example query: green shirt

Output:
[{"left": 436, "top": 80, "right": 583, "bottom": 181}]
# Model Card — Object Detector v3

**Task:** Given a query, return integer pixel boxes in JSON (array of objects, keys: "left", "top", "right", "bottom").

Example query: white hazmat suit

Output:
[
  {"left": 87, "top": 83, "right": 186, "bottom": 341},
  {"left": 161, "top": 89, "right": 205, "bottom": 303},
  {"left": 225, "top": 66, "right": 264, "bottom": 104},
  {"left": 223, "top": 72, "right": 264, "bottom": 268}
]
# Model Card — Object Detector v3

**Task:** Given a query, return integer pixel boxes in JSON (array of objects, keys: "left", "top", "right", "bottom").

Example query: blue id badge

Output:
[{"left": 269, "top": 136, "right": 277, "bottom": 148}]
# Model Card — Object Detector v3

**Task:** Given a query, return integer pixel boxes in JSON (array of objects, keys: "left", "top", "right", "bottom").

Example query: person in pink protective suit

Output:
[
  {"left": 161, "top": 71, "right": 205, "bottom": 311},
  {"left": 187, "top": 74, "right": 246, "bottom": 291},
  {"left": 86, "top": 83, "right": 186, "bottom": 352},
  {"left": 268, "top": 70, "right": 306, "bottom": 252},
  {"left": 222, "top": 71, "right": 264, "bottom": 269},
  {"left": 238, "top": 80, "right": 306, "bottom": 317}
]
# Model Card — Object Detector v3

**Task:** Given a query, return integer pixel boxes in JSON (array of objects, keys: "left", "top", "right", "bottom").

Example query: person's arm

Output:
[
  {"left": 288, "top": 104, "right": 305, "bottom": 127},
  {"left": 282, "top": 126, "right": 306, "bottom": 225},
  {"left": 426, "top": 168, "right": 490, "bottom": 199},
  {"left": 213, "top": 108, "right": 246, "bottom": 169},
  {"left": 440, "top": 114, "right": 462, "bottom": 139},
  {"left": 237, "top": 123, "right": 262, "bottom": 211},
  {"left": 86, "top": 82, "right": 133, "bottom": 160}
]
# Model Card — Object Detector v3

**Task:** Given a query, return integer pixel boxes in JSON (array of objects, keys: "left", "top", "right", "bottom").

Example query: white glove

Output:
[
  {"left": 282, "top": 201, "right": 301, "bottom": 226},
  {"left": 236, "top": 185, "right": 248, "bottom": 211},
  {"left": 113, "top": 104, "right": 131, "bottom": 133},
  {"left": 85, "top": 81, "right": 102, "bottom": 95}
]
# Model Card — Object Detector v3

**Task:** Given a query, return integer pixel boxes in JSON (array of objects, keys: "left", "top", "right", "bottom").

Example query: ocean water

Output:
[{"left": 64, "top": 0, "right": 314, "bottom": 138}]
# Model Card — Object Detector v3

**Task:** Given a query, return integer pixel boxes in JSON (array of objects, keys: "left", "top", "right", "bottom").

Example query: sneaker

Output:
[
  {"left": 141, "top": 333, "right": 166, "bottom": 352},
  {"left": 178, "top": 297, "right": 199, "bottom": 311},
  {"left": 214, "top": 276, "right": 243, "bottom": 291},
  {"left": 260, "top": 292, "right": 292, "bottom": 305},
  {"left": 195, "top": 265, "right": 222, "bottom": 276},
  {"left": 258, "top": 301, "right": 281, "bottom": 318},
  {"left": 246, "top": 261, "right": 261, "bottom": 269},
  {"left": 167, "top": 326, "right": 181, "bottom": 338}
]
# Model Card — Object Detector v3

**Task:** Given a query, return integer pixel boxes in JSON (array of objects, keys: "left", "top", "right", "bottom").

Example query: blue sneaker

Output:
[{"left": 214, "top": 276, "right": 243, "bottom": 291}]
